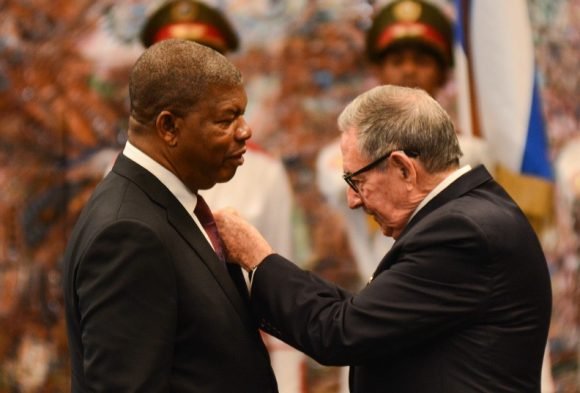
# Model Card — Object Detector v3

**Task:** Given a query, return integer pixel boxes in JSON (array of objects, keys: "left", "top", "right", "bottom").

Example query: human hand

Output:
[{"left": 214, "top": 208, "right": 273, "bottom": 271}]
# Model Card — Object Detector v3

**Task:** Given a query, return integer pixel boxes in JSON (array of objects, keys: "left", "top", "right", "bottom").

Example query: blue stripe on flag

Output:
[
  {"left": 521, "top": 72, "right": 553, "bottom": 180},
  {"left": 454, "top": 0, "right": 468, "bottom": 51}
]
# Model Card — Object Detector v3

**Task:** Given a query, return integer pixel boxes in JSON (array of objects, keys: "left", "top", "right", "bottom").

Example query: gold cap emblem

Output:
[
  {"left": 393, "top": 0, "right": 422, "bottom": 22},
  {"left": 172, "top": 0, "right": 199, "bottom": 22}
]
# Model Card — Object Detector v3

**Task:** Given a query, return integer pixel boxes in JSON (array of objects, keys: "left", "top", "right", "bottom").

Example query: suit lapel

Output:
[
  {"left": 166, "top": 206, "right": 256, "bottom": 328},
  {"left": 111, "top": 154, "right": 256, "bottom": 329}
]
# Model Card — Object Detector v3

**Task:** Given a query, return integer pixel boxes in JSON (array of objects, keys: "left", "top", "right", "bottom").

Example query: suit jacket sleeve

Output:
[
  {"left": 251, "top": 212, "right": 490, "bottom": 366},
  {"left": 75, "top": 220, "right": 177, "bottom": 390}
]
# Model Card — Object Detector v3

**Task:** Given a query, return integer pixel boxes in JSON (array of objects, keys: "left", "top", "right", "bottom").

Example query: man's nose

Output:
[
  {"left": 346, "top": 187, "right": 363, "bottom": 209},
  {"left": 236, "top": 117, "right": 252, "bottom": 140}
]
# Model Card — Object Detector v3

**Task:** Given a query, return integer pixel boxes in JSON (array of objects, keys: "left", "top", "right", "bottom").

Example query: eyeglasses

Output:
[{"left": 342, "top": 149, "right": 419, "bottom": 193}]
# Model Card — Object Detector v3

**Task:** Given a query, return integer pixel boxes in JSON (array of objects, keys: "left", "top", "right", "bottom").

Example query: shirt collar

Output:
[
  {"left": 408, "top": 165, "right": 472, "bottom": 222},
  {"left": 122, "top": 141, "right": 198, "bottom": 215}
]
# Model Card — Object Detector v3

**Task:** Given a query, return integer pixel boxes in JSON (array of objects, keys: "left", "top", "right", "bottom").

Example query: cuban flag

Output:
[{"left": 454, "top": 0, "right": 553, "bottom": 181}]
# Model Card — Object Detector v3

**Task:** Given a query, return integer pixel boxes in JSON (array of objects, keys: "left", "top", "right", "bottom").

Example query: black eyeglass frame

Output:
[{"left": 342, "top": 149, "right": 419, "bottom": 192}]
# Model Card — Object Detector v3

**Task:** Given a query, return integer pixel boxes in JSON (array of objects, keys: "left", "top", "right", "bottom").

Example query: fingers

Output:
[{"left": 213, "top": 209, "right": 273, "bottom": 271}]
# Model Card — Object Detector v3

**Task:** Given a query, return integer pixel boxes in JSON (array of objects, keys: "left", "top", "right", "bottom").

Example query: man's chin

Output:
[
  {"left": 380, "top": 225, "right": 394, "bottom": 238},
  {"left": 216, "top": 168, "right": 239, "bottom": 183}
]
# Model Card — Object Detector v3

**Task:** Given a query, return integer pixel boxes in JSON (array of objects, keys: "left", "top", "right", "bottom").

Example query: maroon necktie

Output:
[{"left": 194, "top": 194, "right": 226, "bottom": 262}]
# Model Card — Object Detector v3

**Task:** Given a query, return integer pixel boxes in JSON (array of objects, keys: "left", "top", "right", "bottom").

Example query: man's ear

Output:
[
  {"left": 156, "top": 110, "right": 178, "bottom": 147},
  {"left": 391, "top": 151, "right": 417, "bottom": 184}
]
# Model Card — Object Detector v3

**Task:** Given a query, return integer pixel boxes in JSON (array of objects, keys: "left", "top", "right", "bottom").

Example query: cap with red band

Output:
[
  {"left": 366, "top": 0, "right": 453, "bottom": 68},
  {"left": 140, "top": 0, "right": 239, "bottom": 54}
]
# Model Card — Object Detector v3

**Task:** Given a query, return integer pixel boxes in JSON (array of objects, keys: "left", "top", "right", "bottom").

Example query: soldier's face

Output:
[{"left": 375, "top": 47, "right": 445, "bottom": 97}]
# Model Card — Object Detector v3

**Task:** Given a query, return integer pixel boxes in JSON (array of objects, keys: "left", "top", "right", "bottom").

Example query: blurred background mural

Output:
[{"left": 0, "top": 0, "right": 578, "bottom": 392}]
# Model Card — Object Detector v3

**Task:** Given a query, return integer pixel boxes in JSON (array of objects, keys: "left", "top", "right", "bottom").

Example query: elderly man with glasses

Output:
[{"left": 215, "top": 84, "right": 551, "bottom": 393}]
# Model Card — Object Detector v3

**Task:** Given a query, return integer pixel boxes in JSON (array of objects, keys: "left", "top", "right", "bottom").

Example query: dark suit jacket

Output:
[
  {"left": 252, "top": 166, "right": 551, "bottom": 393},
  {"left": 63, "top": 154, "right": 278, "bottom": 392}
]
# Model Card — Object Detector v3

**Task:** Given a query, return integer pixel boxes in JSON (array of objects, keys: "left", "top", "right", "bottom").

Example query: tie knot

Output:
[{"left": 194, "top": 194, "right": 215, "bottom": 227}]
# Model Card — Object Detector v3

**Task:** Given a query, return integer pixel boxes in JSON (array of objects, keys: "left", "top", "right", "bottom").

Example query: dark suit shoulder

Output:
[{"left": 82, "top": 172, "right": 166, "bottom": 225}]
